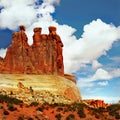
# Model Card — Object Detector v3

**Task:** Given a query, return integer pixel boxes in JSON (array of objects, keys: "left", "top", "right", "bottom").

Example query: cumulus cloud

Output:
[
  {"left": 92, "top": 68, "right": 112, "bottom": 80},
  {"left": 77, "top": 67, "right": 120, "bottom": 86},
  {"left": 77, "top": 67, "right": 117, "bottom": 89},
  {"left": 0, "top": 0, "right": 120, "bottom": 75},
  {"left": 0, "top": 0, "right": 60, "bottom": 30},
  {"left": 63, "top": 19, "right": 120, "bottom": 73},
  {"left": 0, "top": 0, "right": 37, "bottom": 29}
]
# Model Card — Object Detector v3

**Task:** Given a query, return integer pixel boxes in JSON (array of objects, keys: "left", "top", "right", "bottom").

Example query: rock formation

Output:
[
  {"left": 0, "top": 74, "right": 82, "bottom": 104},
  {"left": 0, "top": 25, "right": 64, "bottom": 76},
  {"left": 83, "top": 99, "right": 109, "bottom": 108},
  {"left": 0, "top": 25, "right": 82, "bottom": 103}
]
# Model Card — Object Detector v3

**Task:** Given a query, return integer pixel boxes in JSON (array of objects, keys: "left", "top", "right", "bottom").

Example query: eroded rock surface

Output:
[
  {"left": 0, "top": 74, "right": 82, "bottom": 104},
  {"left": 0, "top": 26, "right": 64, "bottom": 76}
]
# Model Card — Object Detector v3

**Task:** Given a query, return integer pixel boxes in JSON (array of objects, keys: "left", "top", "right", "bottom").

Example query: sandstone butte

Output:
[{"left": 0, "top": 25, "right": 82, "bottom": 104}]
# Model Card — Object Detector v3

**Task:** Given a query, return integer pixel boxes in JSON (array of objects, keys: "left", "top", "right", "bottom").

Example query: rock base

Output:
[{"left": 0, "top": 74, "right": 82, "bottom": 104}]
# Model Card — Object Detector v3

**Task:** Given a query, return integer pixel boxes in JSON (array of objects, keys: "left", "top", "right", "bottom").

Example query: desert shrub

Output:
[
  {"left": 55, "top": 113, "right": 62, "bottom": 120},
  {"left": 109, "top": 111, "right": 116, "bottom": 116},
  {"left": 0, "top": 106, "right": 3, "bottom": 109},
  {"left": 35, "top": 116, "right": 40, "bottom": 119},
  {"left": 95, "top": 113, "right": 100, "bottom": 119},
  {"left": 107, "top": 104, "right": 120, "bottom": 112},
  {"left": 27, "top": 117, "right": 33, "bottom": 120},
  {"left": 44, "top": 106, "right": 49, "bottom": 110},
  {"left": 91, "top": 107, "right": 105, "bottom": 116},
  {"left": 7, "top": 103, "right": 17, "bottom": 111},
  {"left": 18, "top": 116, "right": 24, "bottom": 120},
  {"left": 0, "top": 94, "right": 23, "bottom": 105},
  {"left": 51, "top": 110, "right": 54, "bottom": 114},
  {"left": 67, "top": 105, "right": 76, "bottom": 111},
  {"left": 66, "top": 114, "right": 75, "bottom": 120},
  {"left": 37, "top": 106, "right": 44, "bottom": 112},
  {"left": 115, "top": 113, "right": 120, "bottom": 119},
  {"left": 63, "top": 108, "right": 68, "bottom": 113},
  {"left": 30, "top": 102, "right": 39, "bottom": 106},
  {"left": 107, "top": 104, "right": 120, "bottom": 116},
  {"left": 73, "top": 102, "right": 85, "bottom": 106},
  {"left": 77, "top": 106, "right": 86, "bottom": 118},
  {"left": 57, "top": 107, "right": 63, "bottom": 112},
  {"left": 51, "top": 103, "right": 65, "bottom": 107},
  {"left": 3, "top": 110, "right": 9, "bottom": 115},
  {"left": 76, "top": 102, "right": 88, "bottom": 108},
  {"left": 63, "top": 102, "right": 86, "bottom": 113},
  {"left": 115, "top": 112, "right": 120, "bottom": 120}
]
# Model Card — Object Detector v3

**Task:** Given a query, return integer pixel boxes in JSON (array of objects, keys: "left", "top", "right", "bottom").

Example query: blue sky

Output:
[{"left": 0, "top": 0, "right": 120, "bottom": 103}]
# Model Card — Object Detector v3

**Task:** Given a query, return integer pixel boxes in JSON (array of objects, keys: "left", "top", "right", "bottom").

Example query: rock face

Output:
[
  {"left": 0, "top": 25, "right": 82, "bottom": 103},
  {"left": 0, "top": 74, "right": 82, "bottom": 104},
  {"left": 0, "top": 25, "right": 64, "bottom": 76}
]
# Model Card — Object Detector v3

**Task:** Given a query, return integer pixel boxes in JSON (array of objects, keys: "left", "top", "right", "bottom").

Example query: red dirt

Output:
[{"left": 0, "top": 102, "right": 118, "bottom": 120}]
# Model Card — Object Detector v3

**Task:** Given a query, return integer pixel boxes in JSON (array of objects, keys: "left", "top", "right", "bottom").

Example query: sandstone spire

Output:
[{"left": 0, "top": 25, "right": 64, "bottom": 75}]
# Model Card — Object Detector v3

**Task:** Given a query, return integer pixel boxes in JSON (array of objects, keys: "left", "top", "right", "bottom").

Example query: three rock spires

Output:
[{"left": 0, "top": 25, "right": 64, "bottom": 76}]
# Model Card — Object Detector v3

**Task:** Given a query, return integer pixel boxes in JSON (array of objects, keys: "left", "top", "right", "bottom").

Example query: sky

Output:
[{"left": 0, "top": 0, "right": 120, "bottom": 103}]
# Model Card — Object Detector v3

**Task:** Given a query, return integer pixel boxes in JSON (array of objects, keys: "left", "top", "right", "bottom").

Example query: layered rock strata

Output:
[{"left": 0, "top": 74, "right": 82, "bottom": 104}]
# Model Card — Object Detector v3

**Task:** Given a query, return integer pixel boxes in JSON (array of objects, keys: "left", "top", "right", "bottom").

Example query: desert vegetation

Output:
[{"left": 0, "top": 94, "right": 120, "bottom": 119}]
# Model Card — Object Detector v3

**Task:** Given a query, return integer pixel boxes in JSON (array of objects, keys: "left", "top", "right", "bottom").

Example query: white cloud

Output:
[
  {"left": 63, "top": 19, "right": 120, "bottom": 73},
  {"left": 0, "top": 48, "right": 7, "bottom": 58},
  {"left": 0, "top": 0, "right": 120, "bottom": 75},
  {"left": 98, "top": 81, "right": 108, "bottom": 86},
  {"left": 92, "top": 60, "right": 102, "bottom": 69},
  {"left": 111, "top": 56, "right": 120, "bottom": 63},
  {"left": 77, "top": 78, "right": 95, "bottom": 88},
  {"left": 0, "top": 0, "right": 37, "bottom": 30},
  {"left": 92, "top": 68, "right": 112, "bottom": 80},
  {"left": 110, "top": 68, "right": 120, "bottom": 78},
  {"left": 77, "top": 68, "right": 112, "bottom": 88}
]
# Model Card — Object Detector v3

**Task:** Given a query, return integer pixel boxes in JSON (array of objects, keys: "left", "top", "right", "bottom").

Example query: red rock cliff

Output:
[{"left": 0, "top": 25, "right": 64, "bottom": 76}]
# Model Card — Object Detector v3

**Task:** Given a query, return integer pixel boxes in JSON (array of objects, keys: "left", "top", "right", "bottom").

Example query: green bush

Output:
[
  {"left": 57, "top": 107, "right": 63, "bottom": 112},
  {"left": 37, "top": 106, "right": 44, "bottom": 112},
  {"left": 55, "top": 113, "right": 62, "bottom": 120},
  {"left": 3, "top": 110, "right": 9, "bottom": 115},
  {"left": 7, "top": 103, "right": 17, "bottom": 111},
  {"left": 67, "top": 105, "right": 76, "bottom": 111},
  {"left": 0, "top": 106, "right": 3, "bottom": 109},
  {"left": 0, "top": 94, "right": 23, "bottom": 105},
  {"left": 66, "top": 114, "right": 75, "bottom": 120},
  {"left": 77, "top": 106, "right": 86, "bottom": 118},
  {"left": 91, "top": 107, "right": 105, "bottom": 118},
  {"left": 95, "top": 114, "right": 100, "bottom": 119},
  {"left": 107, "top": 104, "right": 120, "bottom": 116},
  {"left": 51, "top": 103, "right": 65, "bottom": 107},
  {"left": 27, "top": 117, "right": 33, "bottom": 120},
  {"left": 114, "top": 112, "right": 120, "bottom": 119},
  {"left": 30, "top": 102, "right": 39, "bottom": 106},
  {"left": 18, "top": 116, "right": 24, "bottom": 120}
]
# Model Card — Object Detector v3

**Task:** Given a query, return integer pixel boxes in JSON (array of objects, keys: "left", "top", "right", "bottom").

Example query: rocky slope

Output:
[
  {"left": 0, "top": 95, "right": 120, "bottom": 120},
  {"left": 0, "top": 25, "right": 82, "bottom": 109},
  {"left": 0, "top": 74, "right": 82, "bottom": 104}
]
